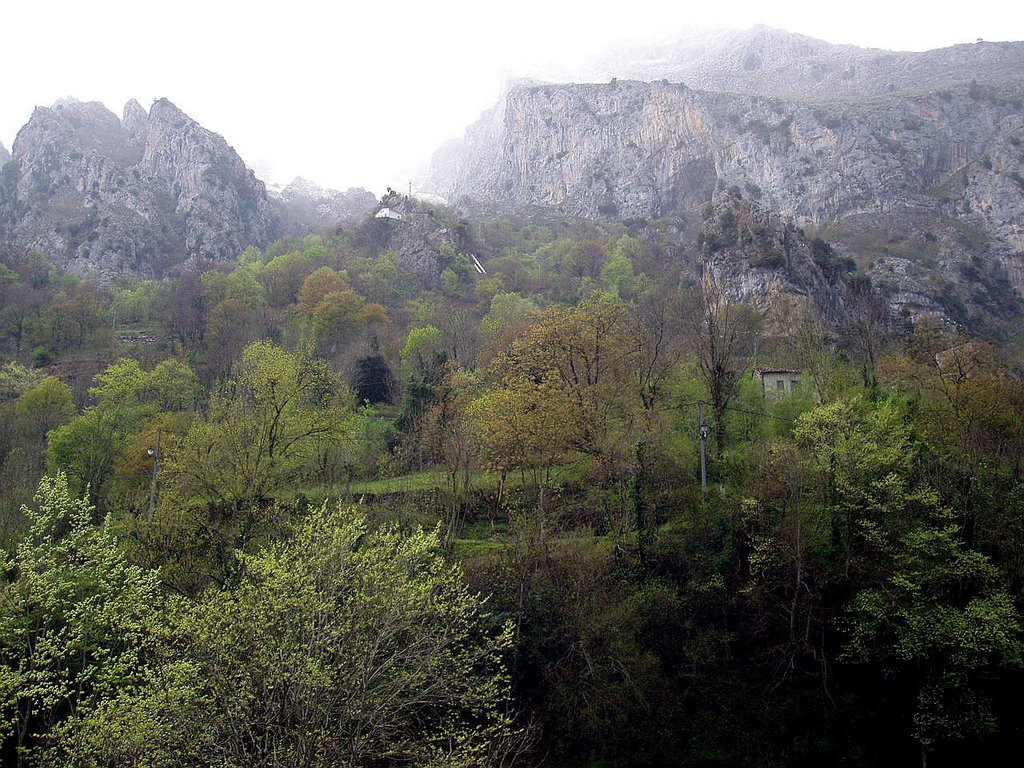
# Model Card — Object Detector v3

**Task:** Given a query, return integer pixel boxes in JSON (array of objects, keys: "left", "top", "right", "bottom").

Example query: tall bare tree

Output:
[{"left": 683, "top": 268, "right": 760, "bottom": 462}]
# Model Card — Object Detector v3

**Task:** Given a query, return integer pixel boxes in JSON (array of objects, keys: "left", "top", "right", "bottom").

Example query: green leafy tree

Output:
[
  {"left": 148, "top": 359, "right": 202, "bottom": 412},
  {"left": 203, "top": 298, "right": 264, "bottom": 378},
  {"left": 496, "top": 292, "right": 637, "bottom": 469},
  {"left": 397, "top": 326, "right": 449, "bottom": 452},
  {"left": 58, "top": 502, "right": 522, "bottom": 768},
  {"left": 311, "top": 288, "right": 388, "bottom": 362},
  {"left": 42, "top": 288, "right": 109, "bottom": 353},
  {"left": 296, "top": 266, "right": 349, "bottom": 317},
  {"left": 361, "top": 251, "right": 406, "bottom": 307},
  {"left": 88, "top": 358, "right": 150, "bottom": 411},
  {"left": 793, "top": 395, "right": 911, "bottom": 569},
  {"left": 480, "top": 292, "right": 538, "bottom": 362},
  {"left": 844, "top": 485, "right": 1023, "bottom": 764},
  {"left": 0, "top": 474, "right": 162, "bottom": 766},
  {"left": 224, "top": 264, "right": 267, "bottom": 308},
  {"left": 167, "top": 342, "right": 352, "bottom": 510},
  {"left": 421, "top": 367, "right": 483, "bottom": 540},
  {"left": 471, "top": 372, "right": 575, "bottom": 513},
  {"left": 14, "top": 377, "right": 76, "bottom": 455},
  {"left": 601, "top": 237, "right": 641, "bottom": 299},
  {"left": 46, "top": 358, "right": 200, "bottom": 511},
  {"left": 47, "top": 410, "right": 125, "bottom": 509}
]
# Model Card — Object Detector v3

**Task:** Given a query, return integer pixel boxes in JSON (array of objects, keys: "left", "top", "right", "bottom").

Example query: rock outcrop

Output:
[
  {"left": 0, "top": 98, "right": 276, "bottom": 278},
  {"left": 352, "top": 190, "right": 473, "bottom": 286},
  {"left": 694, "top": 194, "right": 853, "bottom": 326},
  {"left": 0, "top": 142, "right": 10, "bottom": 166},
  {"left": 429, "top": 79, "right": 1024, "bottom": 230}
]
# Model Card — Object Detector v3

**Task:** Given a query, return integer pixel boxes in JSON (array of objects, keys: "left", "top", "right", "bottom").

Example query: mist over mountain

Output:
[
  {"left": 267, "top": 178, "right": 378, "bottom": 237},
  {"left": 426, "top": 28, "right": 1024, "bottom": 334},
  {"left": 591, "top": 25, "right": 1024, "bottom": 99}
]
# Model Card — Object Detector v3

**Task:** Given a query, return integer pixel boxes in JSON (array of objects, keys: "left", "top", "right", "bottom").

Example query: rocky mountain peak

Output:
[
  {"left": 0, "top": 96, "right": 277, "bottom": 277},
  {"left": 122, "top": 98, "right": 149, "bottom": 144},
  {"left": 148, "top": 97, "right": 194, "bottom": 129},
  {"left": 15, "top": 99, "right": 136, "bottom": 166},
  {"left": 0, "top": 142, "right": 9, "bottom": 165}
]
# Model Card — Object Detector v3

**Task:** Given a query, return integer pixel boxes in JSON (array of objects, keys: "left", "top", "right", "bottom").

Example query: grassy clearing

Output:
[{"left": 343, "top": 462, "right": 589, "bottom": 496}]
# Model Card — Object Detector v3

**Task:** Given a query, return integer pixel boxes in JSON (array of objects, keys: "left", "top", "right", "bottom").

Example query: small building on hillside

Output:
[
  {"left": 375, "top": 207, "right": 403, "bottom": 220},
  {"left": 754, "top": 368, "right": 803, "bottom": 398}
]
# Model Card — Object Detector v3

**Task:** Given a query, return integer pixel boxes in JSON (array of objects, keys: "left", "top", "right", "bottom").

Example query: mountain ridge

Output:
[{"left": 594, "top": 26, "right": 1024, "bottom": 101}]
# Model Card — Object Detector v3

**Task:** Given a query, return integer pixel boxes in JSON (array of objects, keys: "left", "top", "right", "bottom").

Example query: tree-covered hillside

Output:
[{"left": 1, "top": 196, "right": 1022, "bottom": 767}]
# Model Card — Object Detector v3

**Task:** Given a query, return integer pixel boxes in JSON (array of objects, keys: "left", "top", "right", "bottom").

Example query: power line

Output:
[
  {"left": 723, "top": 404, "right": 797, "bottom": 423},
  {"left": 678, "top": 399, "right": 799, "bottom": 423}
]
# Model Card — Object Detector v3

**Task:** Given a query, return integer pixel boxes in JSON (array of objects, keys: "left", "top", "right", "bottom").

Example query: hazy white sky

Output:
[{"left": 2, "top": 1, "right": 1022, "bottom": 194}]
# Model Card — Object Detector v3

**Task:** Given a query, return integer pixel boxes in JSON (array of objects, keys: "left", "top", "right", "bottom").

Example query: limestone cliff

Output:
[
  {"left": 694, "top": 194, "right": 852, "bottom": 326},
  {"left": 430, "top": 79, "right": 1023, "bottom": 230},
  {"left": 0, "top": 98, "right": 275, "bottom": 277}
]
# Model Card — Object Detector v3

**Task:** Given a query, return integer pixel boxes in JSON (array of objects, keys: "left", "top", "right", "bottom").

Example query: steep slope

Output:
[
  {"left": 430, "top": 80, "right": 1023, "bottom": 233},
  {"left": 0, "top": 98, "right": 275, "bottom": 277},
  {"left": 351, "top": 190, "right": 476, "bottom": 286}
]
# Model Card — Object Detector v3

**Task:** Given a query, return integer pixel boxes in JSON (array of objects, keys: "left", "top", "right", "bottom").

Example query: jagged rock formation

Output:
[
  {"left": 269, "top": 177, "right": 377, "bottom": 236},
  {"left": 426, "top": 31, "right": 1024, "bottom": 332},
  {"left": 0, "top": 142, "right": 10, "bottom": 166},
  {"left": 0, "top": 98, "right": 275, "bottom": 278}
]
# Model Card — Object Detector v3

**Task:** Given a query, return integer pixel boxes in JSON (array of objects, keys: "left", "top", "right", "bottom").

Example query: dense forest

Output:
[{"left": 1, "top": 194, "right": 1022, "bottom": 768}]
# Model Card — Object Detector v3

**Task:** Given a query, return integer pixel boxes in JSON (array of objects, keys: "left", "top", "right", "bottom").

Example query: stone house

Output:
[{"left": 754, "top": 368, "right": 803, "bottom": 398}]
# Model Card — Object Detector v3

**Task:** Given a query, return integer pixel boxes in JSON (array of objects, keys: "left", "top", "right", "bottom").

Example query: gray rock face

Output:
[
  {"left": 270, "top": 177, "right": 377, "bottom": 236},
  {"left": 431, "top": 80, "right": 1023, "bottom": 229},
  {"left": 0, "top": 98, "right": 276, "bottom": 278},
  {"left": 0, "top": 142, "right": 10, "bottom": 166},
  {"left": 426, "top": 32, "right": 1024, "bottom": 329}
]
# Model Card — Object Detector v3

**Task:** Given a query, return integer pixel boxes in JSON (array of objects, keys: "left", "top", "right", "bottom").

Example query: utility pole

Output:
[
  {"left": 698, "top": 401, "right": 708, "bottom": 493},
  {"left": 147, "top": 428, "right": 162, "bottom": 520}
]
